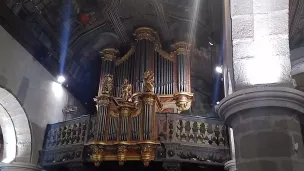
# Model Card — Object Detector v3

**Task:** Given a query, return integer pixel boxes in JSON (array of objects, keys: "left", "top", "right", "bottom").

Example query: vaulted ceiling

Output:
[{"left": 1, "top": 0, "right": 223, "bottom": 113}]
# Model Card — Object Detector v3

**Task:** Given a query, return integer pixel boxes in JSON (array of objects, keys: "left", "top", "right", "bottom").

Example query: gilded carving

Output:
[
  {"left": 117, "top": 145, "right": 127, "bottom": 166},
  {"left": 90, "top": 145, "right": 104, "bottom": 167},
  {"left": 115, "top": 46, "right": 135, "bottom": 65},
  {"left": 143, "top": 96, "right": 154, "bottom": 105},
  {"left": 121, "top": 79, "right": 132, "bottom": 101},
  {"left": 131, "top": 95, "right": 142, "bottom": 117},
  {"left": 135, "top": 27, "right": 159, "bottom": 43},
  {"left": 155, "top": 44, "right": 175, "bottom": 62},
  {"left": 144, "top": 71, "right": 154, "bottom": 92},
  {"left": 102, "top": 75, "right": 113, "bottom": 95},
  {"left": 100, "top": 48, "right": 118, "bottom": 61},
  {"left": 171, "top": 41, "right": 190, "bottom": 56},
  {"left": 173, "top": 93, "right": 193, "bottom": 113},
  {"left": 140, "top": 144, "right": 155, "bottom": 166},
  {"left": 109, "top": 102, "right": 119, "bottom": 117},
  {"left": 94, "top": 95, "right": 111, "bottom": 106}
]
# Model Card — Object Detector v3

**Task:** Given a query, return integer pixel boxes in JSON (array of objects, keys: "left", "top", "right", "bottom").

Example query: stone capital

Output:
[
  {"left": 217, "top": 87, "right": 304, "bottom": 125},
  {"left": 224, "top": 160, "right": 237, "bottom": 171},
  {"left": 0, "top": 162, "right": 42, "bottom": 171}
]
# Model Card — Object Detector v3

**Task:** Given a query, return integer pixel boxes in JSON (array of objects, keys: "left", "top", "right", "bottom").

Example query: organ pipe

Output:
[{"left": 88, "top": 27, "right": 195, "bottom": 167}]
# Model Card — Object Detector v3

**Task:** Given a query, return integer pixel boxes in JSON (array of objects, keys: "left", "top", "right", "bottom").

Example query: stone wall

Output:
[{"left": 0, "top": 26, "right": 87, "bottom": 164}]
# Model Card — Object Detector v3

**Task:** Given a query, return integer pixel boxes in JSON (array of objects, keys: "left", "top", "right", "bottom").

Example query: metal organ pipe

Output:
[{"left": 90, "top": 28, "right": 186, "bottom": 167}]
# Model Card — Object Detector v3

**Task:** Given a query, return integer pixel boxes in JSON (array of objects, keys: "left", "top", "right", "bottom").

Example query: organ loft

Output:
[
  {"left": 39, "top": 27, "right": 229, "bottom": 171},
  {"left": 2, "top": 0, "right": 304, "bottom": 171}
]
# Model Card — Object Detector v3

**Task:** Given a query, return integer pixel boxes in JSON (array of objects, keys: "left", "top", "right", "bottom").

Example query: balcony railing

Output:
[{"left": 40, "top": 114, "right": 230, "bottom": 167}]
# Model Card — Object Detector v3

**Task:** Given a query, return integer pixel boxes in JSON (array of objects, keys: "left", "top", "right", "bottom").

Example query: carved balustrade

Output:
[
  {"left": 40, "top": 115, "right": 90, "bottom": 167},
  {"left": 155, "top": 114, "right": 230, "bottom": 165},
  {"left": 40, "top": 114, "right": 230, "bottom": 168}
]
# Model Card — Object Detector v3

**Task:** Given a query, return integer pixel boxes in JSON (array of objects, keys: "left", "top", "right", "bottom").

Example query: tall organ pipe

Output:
[{"left": 172, "top": 42, "right": 191, "bottom": 93}]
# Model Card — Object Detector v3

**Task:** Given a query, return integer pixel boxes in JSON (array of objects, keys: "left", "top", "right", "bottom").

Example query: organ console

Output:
[{"left": 87, "top": 27, "right": 195, "bottom": 167}]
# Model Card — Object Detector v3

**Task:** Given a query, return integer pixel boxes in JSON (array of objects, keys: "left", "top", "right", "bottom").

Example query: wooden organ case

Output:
[{"left": 86, "top": 27, "right": 194, "bottom": 167}]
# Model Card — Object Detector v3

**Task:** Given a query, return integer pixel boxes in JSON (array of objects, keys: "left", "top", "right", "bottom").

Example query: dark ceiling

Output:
[{"left": 1, "top": 0, "right": 223, "bottom": 114}]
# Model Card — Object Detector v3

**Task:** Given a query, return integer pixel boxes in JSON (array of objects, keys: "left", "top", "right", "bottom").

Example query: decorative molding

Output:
[
  {"left": 115, "top": 46, "right": 135, "bottom": 65},
  {"left": 171, "top": 41, "right": 190, "bottom": 56},
  {"left": 217, "top": 87, "right": 304, "bottom": 125},
  {"left": 0, "top": 88, "right": 31, "bottom": 163},
  {"left": 155, "top": 48, "right": 174, "bottom": 62},
  {"left": 100, "top": 48, "right": 119, "bottom": 62},
  {"left": 156, "top": 143, "right": 229, "bottom": 165}
]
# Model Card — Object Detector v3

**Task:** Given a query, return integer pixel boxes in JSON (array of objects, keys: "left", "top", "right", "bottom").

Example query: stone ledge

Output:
[
  {"left": 217, "top": 87, "right": 304, "bottom": 126},
  {"left": 0, "top": 162, "right": 41, "bottom": 171}
]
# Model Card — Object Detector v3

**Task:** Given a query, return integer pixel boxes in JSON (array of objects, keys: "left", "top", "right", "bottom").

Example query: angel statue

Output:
[
  {"left": 102, "top": 75, "right": 113, "bottom": 95},
  {"left": 121, "top": 79, "right": 132, "bottom": 101},
  {"left": 144, "top": 71, "right": 154, "bottom": 92}
]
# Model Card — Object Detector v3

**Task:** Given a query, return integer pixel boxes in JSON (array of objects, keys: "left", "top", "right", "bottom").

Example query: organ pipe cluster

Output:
[{"left": 88, "top": 27, "right": 194, "bottom": 167}]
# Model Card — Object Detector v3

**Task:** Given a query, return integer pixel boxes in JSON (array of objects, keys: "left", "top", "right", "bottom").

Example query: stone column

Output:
[
  {"left": 225, "top": 128, "right": 237, "bottom": 171},
  {"left": 219, "top": 0, "right": 304, "bottom": 171},
  {"left": 0, "top": 162, "right": 41, "bottom": 171},
  {"left": 218, "top": 87, "right": 304, "bottom": 171}
]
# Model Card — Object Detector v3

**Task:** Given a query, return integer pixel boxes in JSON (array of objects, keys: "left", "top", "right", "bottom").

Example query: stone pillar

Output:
[
  {"left": 219, "top": 0, "right": 304, "bottom": 170},
  {"left": 0, "top": 162, "right": 41, "bottom": 171},
  {"left": 218, "top": 87, "right": 304, "bottom": 171},
  {"left": 225, "top": 128, "right": 236, "bottom": 171}
]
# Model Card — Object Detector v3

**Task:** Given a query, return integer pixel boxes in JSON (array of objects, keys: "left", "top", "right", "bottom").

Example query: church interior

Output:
[{"left": 0, "top": 0, "right": 304, "bottom": 171}]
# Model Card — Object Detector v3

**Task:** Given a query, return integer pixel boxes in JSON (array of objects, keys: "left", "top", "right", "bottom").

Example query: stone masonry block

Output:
[
  {"left": 253, "top": 0, "right": 271, "bottom": 14},
  {"left": 253, "top": 14, "right": 269, "bottom": 38},
  {"left": 270, "top": 0, "right": 289, "bottom": 12},
  {"left": 232, "top": 15, "right": 254, "bottom": 40},
  {"left": 250, "top": 119, "right": 273, "bottom": 131},
  {"left": 240, "top": 131, "right": 294, "bottom": 158},
  {"left": 233, "top": 57, "right": 256, "bottom": 86},
  {"left": 233, "top": 39, "right": 255, "bottom": 60},
  {"left": 268, "top": 10, "right": 288, "bottom": 36},
  {"left": 238, "top": 160, "right": 278, "bottom": 171},
  {"left": 269, "top": 35, "right": 289, "bottom": 57},
  {"left": 231, "top": 0, "right": 253, "bottom": 17},
  {"left": 274, "top": 119, "right": 301, "bottom": 133}
]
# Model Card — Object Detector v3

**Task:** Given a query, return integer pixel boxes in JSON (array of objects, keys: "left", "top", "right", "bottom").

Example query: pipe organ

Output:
[{"left": 88, "top": 27, "right": 194, "bottom": 167}]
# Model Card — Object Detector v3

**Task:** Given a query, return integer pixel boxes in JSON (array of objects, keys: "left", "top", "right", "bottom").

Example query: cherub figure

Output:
[{"left": 121, "top": 79, "right": 132, "bottom": 101}]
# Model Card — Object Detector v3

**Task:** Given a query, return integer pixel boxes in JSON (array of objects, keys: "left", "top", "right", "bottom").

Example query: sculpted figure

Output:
[
  {"left": 144, "top": 71, "right": 154, "bottom": 92},
  {"left": 102, "top": 75, "right": 113, "bottom": 95},
  {"left": 121, "top": 79, "right": 132, "bottom": 101}
]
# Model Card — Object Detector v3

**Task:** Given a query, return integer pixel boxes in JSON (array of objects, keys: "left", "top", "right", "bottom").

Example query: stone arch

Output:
[{"left": 0, "top": 87, "right": 31, "bottom": 163}]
